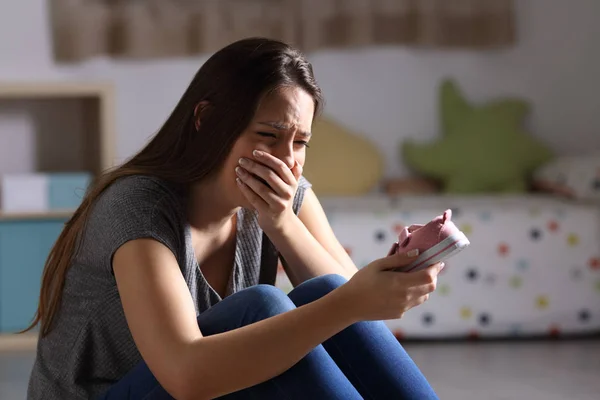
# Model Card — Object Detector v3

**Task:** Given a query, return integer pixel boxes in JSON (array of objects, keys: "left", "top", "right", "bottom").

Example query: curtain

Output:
[{"left": 50, "top": 0, "right": 516, "bottom": 62}]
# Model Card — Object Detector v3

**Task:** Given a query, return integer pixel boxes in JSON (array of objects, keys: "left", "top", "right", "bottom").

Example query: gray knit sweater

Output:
[{"left": 27, "top": 175, "right": 311, "bottom": 399}]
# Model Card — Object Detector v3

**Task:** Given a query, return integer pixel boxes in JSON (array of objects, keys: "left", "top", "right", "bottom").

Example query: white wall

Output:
[{"left": 1, "top": 0, "right": 599, "bottom": 178}]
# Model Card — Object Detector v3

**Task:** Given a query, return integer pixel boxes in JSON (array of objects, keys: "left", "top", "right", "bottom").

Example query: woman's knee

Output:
[
  {"left": 289, "top": 274, "right": 348, "bottom": 306},
  {"left": 304, "top": 274, "right": 348, "bottom": 292},
  {"left": 240, "top": 284, "right": 296, "bottom": 319},
  {"left": 196, "top": 285, "right": 295, "bottom": 334}
]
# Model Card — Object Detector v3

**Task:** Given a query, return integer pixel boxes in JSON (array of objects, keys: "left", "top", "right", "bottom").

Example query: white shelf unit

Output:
[
  {"left": 0, "top": 82, "right": 116, "bottom": 349},
  {"left": 0, "top": 82, "right": 116, "bottom": 220}
]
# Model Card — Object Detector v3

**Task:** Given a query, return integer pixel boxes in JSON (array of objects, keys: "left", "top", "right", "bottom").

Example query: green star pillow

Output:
[{"left": 402, "top": 79, "right": 554, "bottom": 193}]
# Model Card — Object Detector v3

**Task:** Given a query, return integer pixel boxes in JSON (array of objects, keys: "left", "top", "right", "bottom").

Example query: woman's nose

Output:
[
  {"left": 280, "top": 154, "right": 295, "bottom": 169},
  {"left": 272, "top": 146, "right": 295, "bottom": 169}
]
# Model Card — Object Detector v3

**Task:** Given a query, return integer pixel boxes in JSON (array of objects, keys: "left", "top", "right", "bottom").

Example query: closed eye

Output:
[
  {"left": 295, "top": 141, "right": 310, "bottom": 148},
  {"left": 257, "top": 131, "right": 310, "bottom": 148}
]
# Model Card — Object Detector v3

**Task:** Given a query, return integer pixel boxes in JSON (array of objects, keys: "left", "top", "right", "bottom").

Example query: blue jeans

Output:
[{"left": 99, "top": 274, "right": 438, "bottom": 399}]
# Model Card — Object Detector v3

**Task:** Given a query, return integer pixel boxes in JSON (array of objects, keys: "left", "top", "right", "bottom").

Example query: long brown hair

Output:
[{"left": 22, "top": 37, "right": 323, "bottom": 337}]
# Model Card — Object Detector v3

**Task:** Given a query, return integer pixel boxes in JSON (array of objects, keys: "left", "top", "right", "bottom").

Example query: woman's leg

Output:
[
  {"left": 98, "top": 284, "right": 361, "bottom": 400},
  {"left": 288, "top": 274, "right": 439, "bottom": 400}
]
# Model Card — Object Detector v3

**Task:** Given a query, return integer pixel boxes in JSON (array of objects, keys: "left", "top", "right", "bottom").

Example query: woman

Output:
[{"left": 25, "top": 38, "right": 441, "bottom": 399}]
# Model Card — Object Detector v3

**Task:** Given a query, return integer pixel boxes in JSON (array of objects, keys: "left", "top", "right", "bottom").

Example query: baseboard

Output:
[
  {"left": 397, "top": 332, "right": 600, "bottom": 344},
  {"left": 0, "top": 333, "right": 38, "bottom": 352}
]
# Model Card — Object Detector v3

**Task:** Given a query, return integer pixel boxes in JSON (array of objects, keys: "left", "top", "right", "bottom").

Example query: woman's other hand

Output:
[{"left": 339, "top": 251, "right": 444, "bottom": 322}]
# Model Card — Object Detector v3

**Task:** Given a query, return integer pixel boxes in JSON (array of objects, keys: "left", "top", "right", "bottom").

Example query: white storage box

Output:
[
  {"left": 0, "top": 172, "right": 91, "bottom": 213},
  {"left": 1, "top": 173, "right": 49, "bottom": 213}
]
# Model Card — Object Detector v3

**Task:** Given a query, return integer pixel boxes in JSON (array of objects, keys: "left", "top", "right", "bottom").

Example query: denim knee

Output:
[
  {"left": 303, "top": 274, "right": 348, "bottom": 293},
  {"left": 240, "top": 284, "right": 296, "bottom": 320},
  {"left": 288, "top": 274, "right": 348, "bottom": 306}
]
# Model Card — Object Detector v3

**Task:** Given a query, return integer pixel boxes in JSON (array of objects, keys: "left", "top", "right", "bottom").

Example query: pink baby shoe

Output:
[{"left": 387, "top": 209, "right": 470, "bottom": 272}]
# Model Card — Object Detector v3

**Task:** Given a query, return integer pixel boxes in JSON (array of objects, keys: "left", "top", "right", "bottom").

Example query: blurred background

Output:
[{"left": 0, "top": 0, "right": 599, "bottom": 399}]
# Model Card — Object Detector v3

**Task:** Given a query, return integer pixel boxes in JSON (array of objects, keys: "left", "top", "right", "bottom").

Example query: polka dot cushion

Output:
[
  {"left": 533, "top": 154, "right": 600, "bottom": 201},
  {"left": 276, "top": 195, "right": 600, "bottom": 339}
]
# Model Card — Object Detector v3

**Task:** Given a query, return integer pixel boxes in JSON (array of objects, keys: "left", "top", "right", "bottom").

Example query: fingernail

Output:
[
  {"left": 253, "top": 150, "right": 262, "bottom": 157},
  {"left": 236, "top": 178, "right": 243, "bottom": 186},
  {"left": 440, "top": 262, "right": 446, "bottom": 270},
  {"left": 407, "top": 249, "right": 419, "bottom": 257},
  {"left": 238, "top": 158, "right": 249, "bottom": 166},
  {"left": 235, "top": 166, "right": 245, "bottom": 176}
]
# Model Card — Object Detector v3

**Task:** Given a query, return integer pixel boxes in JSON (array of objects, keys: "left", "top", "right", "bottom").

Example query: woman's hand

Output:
[
  {"left": 339, "top": 250, "right": 444, "bottom": 322},
  {"left": 236, "top": 150, "right": 301, "bottom": 233}
]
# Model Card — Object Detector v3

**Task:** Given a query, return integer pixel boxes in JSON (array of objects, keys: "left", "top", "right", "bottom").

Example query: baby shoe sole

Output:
[{"left": 393, "top": 231, "right": 470, "bottom": 273}]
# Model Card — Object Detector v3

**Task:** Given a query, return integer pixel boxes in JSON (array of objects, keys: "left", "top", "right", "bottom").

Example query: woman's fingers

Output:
[
  {"left": 379, "top": 249, "right": 421, "bottom": 271},
  {"left": 238, "top": 159, "right": 295, "bottom": 200},
  {"left": 291, "top": 160, "right": 303, "bottom": 181},
  {"left": 415, "top": 293, "right": 430, "bottom": 306},
  {"left": 250, "top": 150, "right": 297, "bottom": 187},
  {"left": 236, "top": 176, "right": 269, "bottom": 210},
  {"left": 413, "top": 264, "right": 441, "bottom": 294},
  {"left": 390, "top": 262, "right": 441, "bottom": 309},
  {"left": 238, "top": 158, "right": 286, "bottom": 193},
  {"left": 407, "top": 263, "right": 443, "bottom": 283},
  {"left": 236, "top": 167, "right": 279, "bottom": 206}
]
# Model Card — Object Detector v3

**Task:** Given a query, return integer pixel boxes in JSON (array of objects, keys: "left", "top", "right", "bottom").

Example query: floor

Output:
[
  {"left": 407, "top": 340, "right": 600, "bottom": 400},
  {"left": 2, "top": 340, "right": 599, "bottom": 399}
]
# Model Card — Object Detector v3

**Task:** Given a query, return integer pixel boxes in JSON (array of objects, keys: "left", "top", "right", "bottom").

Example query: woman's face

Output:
[{"left": 218, "top": 86, "right": 315, "bottom": 209}]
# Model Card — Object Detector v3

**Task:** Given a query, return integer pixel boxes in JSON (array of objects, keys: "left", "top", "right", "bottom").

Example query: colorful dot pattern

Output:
[
  {"left": 536, "top": 295, "right": 550, "bottom": 310},
  {"left": 510, "top": 276, "right": 523, "bottom": 289},
  {"left": 460, "top": 307, "right": 472, "bottom": 319},
  {"left": 567, "top": 233, "right": 580, "bottom": 247},
  {"left": 517, "top": 259, "right": 529, "bottom": 271},
  {"left": 571, "top": 268, "right": 583, "bottom": 280},
  {"left": 438, "top": 284, "right": 451, "bottom": 296},
  {"left": 275, "top": 200, "right": 600, "bottom": 339},
  {"left": 460, "top": 224, "right": 473, "bottom": 235}
]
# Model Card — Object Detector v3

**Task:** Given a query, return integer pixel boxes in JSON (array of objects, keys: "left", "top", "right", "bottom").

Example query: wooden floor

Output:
[{"left": 3, "top": 340, "right": 599, "bottom": 399}]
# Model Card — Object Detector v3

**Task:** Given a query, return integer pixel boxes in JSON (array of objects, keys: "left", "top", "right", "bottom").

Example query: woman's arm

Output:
[
  {"left": 270, "top": 188, "right": 358, "bottom": 286},
  {"left": 296, "top": 188, "right": 358, "bottom": 276},
  {"left": 113, "top": 238, "right": 357, "bottom": 400}
]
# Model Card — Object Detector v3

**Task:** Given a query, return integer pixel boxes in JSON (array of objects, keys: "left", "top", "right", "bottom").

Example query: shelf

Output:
[
  {"left": 0, "top": 332, "right": 38, "bottom": 352},
  {"left": 0, "top": 81, "right": 117, "bottom": 173},
  {"left": 0, "top": 82, "right": 113, "bottom": 99},
  {"left": 0, "top": 210, "right": 73, "bottom": 221},
  {"left": 0, "top": 81, "right": 114, "bottom": 335}
]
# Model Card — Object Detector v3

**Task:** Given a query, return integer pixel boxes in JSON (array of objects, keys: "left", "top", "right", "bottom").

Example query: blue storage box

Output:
[
  {"left": 48, "top": 173, "right": 92, "bottom": 210},
  {"left": 0, "top": 219, "right": 67, "bottom": 332}
]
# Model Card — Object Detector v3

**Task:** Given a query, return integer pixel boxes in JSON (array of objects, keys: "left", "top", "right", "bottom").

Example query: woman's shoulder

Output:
[
  {"left": 78, "top": 174, "right": 187, "bottom": 268},
  {"left": 105, "top": 174, "right": 181, "bottom": 199},
  {"left": 298, "top": 175, "right": 312, "bottom": 191},
  {"left": 96, "top": 175, "right": 182, "bottom": 211},
  {"left": 89, "top": 174, "right": 186, "bottom": 229},
  {"left": 292, "top": 175, "right": 312, "bottom": 215}
]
